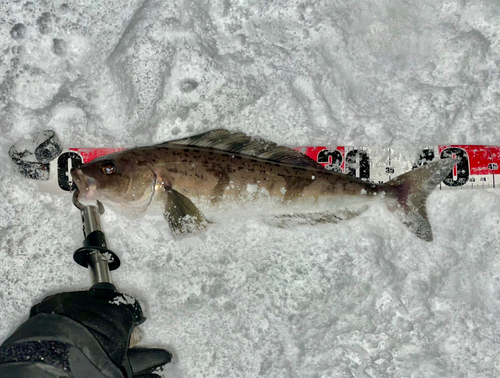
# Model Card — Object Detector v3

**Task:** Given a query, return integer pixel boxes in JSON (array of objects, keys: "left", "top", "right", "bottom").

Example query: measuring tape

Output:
[
  {"left": 301, "top": 145, "right": 498, "bottom": 190},
  {"left": 9, "top": 131, "right": 498, "bottom": 194}
]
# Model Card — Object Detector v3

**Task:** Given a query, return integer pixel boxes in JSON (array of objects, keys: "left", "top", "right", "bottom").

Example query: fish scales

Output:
[{"left": 145, "top": 144, "right": 379, "bottom": 204}]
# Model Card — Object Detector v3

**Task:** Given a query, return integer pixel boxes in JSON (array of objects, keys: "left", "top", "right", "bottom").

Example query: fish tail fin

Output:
[{"left": 383, "top": 158, "right": 456, "bottom": 241}]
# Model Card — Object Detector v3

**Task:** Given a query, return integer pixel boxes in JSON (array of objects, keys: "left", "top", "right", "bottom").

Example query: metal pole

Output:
[
  {"left": 73, "top": 190, "right": 119, "bottom": 287},
  {"left": 87, "top": 250, "right": 113, "bottom": 285}
]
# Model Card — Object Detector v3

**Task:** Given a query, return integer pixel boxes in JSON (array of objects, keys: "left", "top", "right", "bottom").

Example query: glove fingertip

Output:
[{"left": 128, "top": 347, "right": 173, "bottom": 375}]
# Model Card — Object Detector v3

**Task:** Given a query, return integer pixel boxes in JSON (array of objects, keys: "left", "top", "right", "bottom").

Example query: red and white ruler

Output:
[{"left": 35, "top": 145, "right": 500, "bottom": 194}]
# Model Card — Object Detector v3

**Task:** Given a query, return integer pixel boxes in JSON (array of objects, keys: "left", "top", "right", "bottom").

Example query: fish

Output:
[{"left": 70, "top": 129, "right": 456, "bottom": 241}]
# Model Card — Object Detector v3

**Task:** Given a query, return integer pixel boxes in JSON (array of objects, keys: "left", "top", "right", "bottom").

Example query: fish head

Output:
[{"left": 70, "top": 153, "right": 157, "bottom": 210}]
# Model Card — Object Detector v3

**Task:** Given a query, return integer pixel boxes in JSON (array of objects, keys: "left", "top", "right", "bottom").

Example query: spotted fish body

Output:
[
  {"left": 71, "top": 129, "right": 456, "bottom": 241},
  {"left": 132, "top": 145, "right": 379, "bottom": 207}
]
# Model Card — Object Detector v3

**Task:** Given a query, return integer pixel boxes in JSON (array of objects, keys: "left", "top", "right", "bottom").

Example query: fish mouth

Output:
[{"left": 70, "top": 168, "right": 98, "bottom": 199}]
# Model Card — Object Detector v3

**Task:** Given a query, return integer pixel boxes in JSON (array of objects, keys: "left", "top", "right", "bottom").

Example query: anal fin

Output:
[
  {"left": 263, "top": 206, "right": 368, "bottom": 228},
  {"left": 162, "top": 188, "right": 209, "bottom": 235}
]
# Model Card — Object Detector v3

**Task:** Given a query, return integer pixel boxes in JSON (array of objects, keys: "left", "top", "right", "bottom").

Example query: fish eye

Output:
[{"left": 101, "top": 162, "right": 116, "bottom": 175}]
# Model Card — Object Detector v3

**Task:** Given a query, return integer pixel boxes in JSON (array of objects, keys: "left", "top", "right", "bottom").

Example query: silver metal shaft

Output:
[
  {"left": 87, "top": 250, "right": 113, "bottom": 285},
  {"left": 73, "top": 190, "right": 113, "bottom": 286},
  {"left": 81, "top": 205, "right": 103, "bottom": 238}
]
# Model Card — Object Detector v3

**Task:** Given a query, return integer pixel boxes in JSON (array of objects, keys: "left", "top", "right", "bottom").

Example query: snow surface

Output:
[{"left": 2, "top": 1, "right": 500, "bottom": 377}]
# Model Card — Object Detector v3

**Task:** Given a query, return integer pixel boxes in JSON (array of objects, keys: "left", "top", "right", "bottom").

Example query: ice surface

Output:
[{"left": 1, "top": 0, "right": 500, "bottom": 377}]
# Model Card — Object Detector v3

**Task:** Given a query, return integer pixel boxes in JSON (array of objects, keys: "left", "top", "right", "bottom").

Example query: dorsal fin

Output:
[{"left": 162, "top": 129, "right": 325, "bottom": 169}]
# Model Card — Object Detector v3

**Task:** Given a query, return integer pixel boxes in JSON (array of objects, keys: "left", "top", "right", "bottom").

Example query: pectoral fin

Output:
[{"left": 162, "top": 188, "right": 208, "bottom": 235}]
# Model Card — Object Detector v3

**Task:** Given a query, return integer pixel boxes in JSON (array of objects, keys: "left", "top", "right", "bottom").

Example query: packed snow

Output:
[{"left": 2, "top": 1, "right": 500, "bottom": 377}]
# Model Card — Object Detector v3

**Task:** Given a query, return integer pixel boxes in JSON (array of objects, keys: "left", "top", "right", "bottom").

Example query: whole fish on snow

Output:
[{"left": 71, "top": 129, "right": 455, "bottom": 241}]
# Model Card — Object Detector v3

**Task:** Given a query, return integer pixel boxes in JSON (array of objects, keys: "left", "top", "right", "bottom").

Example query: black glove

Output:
[{"left": 0, "top": 288, "right": 171, "bottom": 378}]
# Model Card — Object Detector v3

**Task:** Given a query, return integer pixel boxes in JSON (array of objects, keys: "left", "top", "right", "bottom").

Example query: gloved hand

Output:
[{"left": 0, "top": 288, "right": 171, "bottom": 378}]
